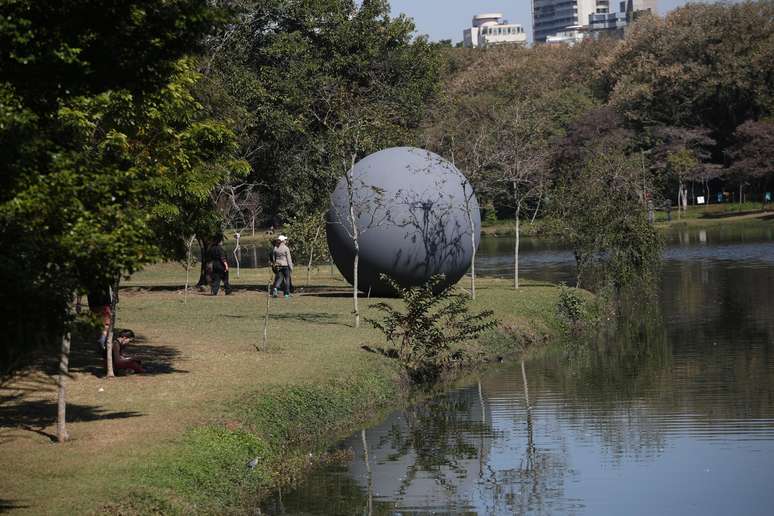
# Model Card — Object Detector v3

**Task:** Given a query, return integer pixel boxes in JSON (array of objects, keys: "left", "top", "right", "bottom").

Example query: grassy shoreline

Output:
[
  {"left": 480, "top": 205, "right": 772, "bottom": 237},
  {"left": 1, "top": 266, "right": 565, "bottom": 514}
]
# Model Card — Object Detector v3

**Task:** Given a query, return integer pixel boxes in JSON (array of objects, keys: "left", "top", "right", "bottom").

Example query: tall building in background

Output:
[
  {"left": 622, "top": 0, "right": 657, "bottom": 21},
  {"left": 535, "top": 0, "right": 658, "bottom": 44},
  {"left": 463, "top": 13, "right": 527, "bottom": 48},
  {"left": 532, "top": 0, "right": 597, "bottom": 43}
]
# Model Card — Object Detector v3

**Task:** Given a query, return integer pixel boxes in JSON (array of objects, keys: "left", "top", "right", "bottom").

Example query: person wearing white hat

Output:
[{"left": 270, "top": 235, "right": 293, "bottom": 298}]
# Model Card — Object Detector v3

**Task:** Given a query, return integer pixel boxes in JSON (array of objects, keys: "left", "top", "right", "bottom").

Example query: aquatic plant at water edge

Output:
[{"left": 367, "top": 275, "right": 497, "bottom": 383}]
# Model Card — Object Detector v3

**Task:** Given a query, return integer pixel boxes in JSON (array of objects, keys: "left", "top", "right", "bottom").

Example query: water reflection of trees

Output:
[
  {"left": 529, "top": 283, "right": 673, "bottom": 462},
  {"left": 474, "top": 361, "right": 572, "bottom": 515},
  {"left": 379, "top": 391, "right": 488, "bottom": 498},
  {"left": 527, "top": 255, "right": 774, "bottom": 463},
  {"left": 358, "top": 378, "right": 574, "bottom": 514}
]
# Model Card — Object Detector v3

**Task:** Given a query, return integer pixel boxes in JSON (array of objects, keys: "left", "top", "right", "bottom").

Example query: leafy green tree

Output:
[
  {"left": 725, "top": 120, "right": 774, "bottom": 209},
  {"left": 550, "top": 108, "right": 662, "bottom": 289},
  {"left": 647, "top": 126, "right": 715, "bottom": 213},
  {"left": 0, "top": 0, "right": 236, "bottom": 441},
  {"left": 426, "top": 44, "right": 600, "bottom": 289},
  {"left": 599, "top": 1, "right": 774, "bottom": 148},
  {"left": 284, "top": 210, "right": 330, "bottom": 287},
  {"left": 199, "top": 0, "right": 441, "bottom": 219}
]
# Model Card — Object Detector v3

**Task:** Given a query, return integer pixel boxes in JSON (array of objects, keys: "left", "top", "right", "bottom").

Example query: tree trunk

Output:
[
  {"left": 233, "top": 233, "right": 241, "bottom": 279},
  {"left": 514, "top": 202, "right": 521, "bottom": 290},
  {"left": 259, "top": 281, "right": 271, "bottom": 352},
  {"left": 460, "top": 180, "right": 477, "bottom": 299},
  {"left": 105, "top": 280, "right": 119, "bottom": 378},
  {"left": 574, "top": 251, "right": 585, "bottom": 289},
  {"left": 677, "top": 182, "right": 685, "bottom": 218},
  {"left": 739, "top": 183, "right": 743, "bottom": 212},
  {"left": 307, "top": 225, "right": 322, "bottom": 288},
  {"left": 184, "top": 235, "right": 196, "bottom": 304},
  {"left": 470, "top": 229, "right": 476, "bottom": 300},
  {"left": 530, "top": 196, "right": 541, "bottom": 224},
  {"left": 353, "top": 247, "right": 360, "bottom": 329},
  {"left": 348, "top": 160, "right": 360, "bottom": 329},
  {"left": 57, "top": 324, "right": 72, "bottom": 443}
]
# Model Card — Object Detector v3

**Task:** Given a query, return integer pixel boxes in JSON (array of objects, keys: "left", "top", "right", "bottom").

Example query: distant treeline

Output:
[
  {"left": 424, "top": 1, "right": 774, "bottom": 220},
  {"left": 197, "top": 1, "right": 774, "bottom": 223}
]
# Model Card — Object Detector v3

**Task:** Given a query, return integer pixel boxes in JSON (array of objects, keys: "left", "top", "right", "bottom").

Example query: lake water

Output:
[{"left": 261, "top": 221, "right": 774, "bottom": 515}]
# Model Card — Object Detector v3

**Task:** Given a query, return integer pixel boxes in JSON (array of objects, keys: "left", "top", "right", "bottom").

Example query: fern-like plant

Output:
[{"left": 367, "top": 275, "right": 497, "bottom": 383}]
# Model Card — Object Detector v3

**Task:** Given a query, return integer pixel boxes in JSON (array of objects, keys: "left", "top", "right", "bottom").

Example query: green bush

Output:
[
  {"left": 556, "top": 283, "right": 587, "bottom": 335},
  {"left": 367, "top": 275, "right": 497, "bottom": 383}
]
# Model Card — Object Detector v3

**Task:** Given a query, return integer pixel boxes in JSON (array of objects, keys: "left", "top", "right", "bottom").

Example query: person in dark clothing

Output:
[{"left": 208, "top": 235, "right": 232, "bottom": 295}]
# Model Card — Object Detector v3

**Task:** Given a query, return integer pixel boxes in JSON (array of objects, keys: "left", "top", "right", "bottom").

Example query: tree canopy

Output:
[
  {"left": 0, "top": 0, "right": 242, "bottom": 370},
  {"left": 199, "top": 0, "right": 441, "bottom": 219}
]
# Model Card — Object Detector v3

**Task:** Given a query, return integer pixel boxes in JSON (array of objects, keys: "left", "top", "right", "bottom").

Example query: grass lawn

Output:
[
  {"left": 481, "top": 204, "right": 773, "bottom": 238},
  {"left": 654, "top": 202, "right": 773, "bottom": 224},
  {"left": 0, "top": 265, "right": 565, "bottom": 514}
]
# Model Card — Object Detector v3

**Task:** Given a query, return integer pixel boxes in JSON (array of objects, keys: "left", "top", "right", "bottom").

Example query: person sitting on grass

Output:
[
  {"left": 87, "top": 287, "right": 144, "bottom": 375},
  {"left": 111, "top": 329, "right": 144, "bottom": 374},
  {"left": 270, "top": 235, "right": 293, "bottom": 298}
]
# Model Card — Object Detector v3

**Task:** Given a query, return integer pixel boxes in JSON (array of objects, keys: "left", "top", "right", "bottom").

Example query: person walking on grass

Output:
[
  {"left": 209, "top": 234, "right": 232, "bottom": 295},
  {"left": 270, "top": 235, "right": 293, "bottom": 298}
]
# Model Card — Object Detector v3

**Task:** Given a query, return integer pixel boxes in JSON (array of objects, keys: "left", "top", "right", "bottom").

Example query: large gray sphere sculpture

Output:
[{"left": 326, "top": 147, "right": 481, "bottom": 296}]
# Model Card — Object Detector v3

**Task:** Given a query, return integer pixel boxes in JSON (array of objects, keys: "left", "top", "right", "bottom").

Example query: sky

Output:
[{"left": 387, "top": 0, "right": 720, "bottom": 44}]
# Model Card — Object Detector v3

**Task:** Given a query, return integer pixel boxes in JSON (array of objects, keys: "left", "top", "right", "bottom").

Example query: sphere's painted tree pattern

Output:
[{"left": 326, "top": 147, "right": 481, "bottom": 295}]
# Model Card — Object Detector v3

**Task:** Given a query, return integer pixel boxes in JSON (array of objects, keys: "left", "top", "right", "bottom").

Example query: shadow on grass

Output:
[
  {"left": 0, "top": 499, "right": 29, "bottom": 513},
  {"left": 68, "top": 331, "right": 188, "bottom": 378},
  {"left": 122, "top": 283, "right": 348, "bottom": 294},
  {"left": 0, "top": 396, "right": 142, "bottom": 442},
  {"left": 304, "top": 291, "right": 358, "bottom": 298},
  {"left": 269, "top": 312, "right": 346, "bottom": 326}
]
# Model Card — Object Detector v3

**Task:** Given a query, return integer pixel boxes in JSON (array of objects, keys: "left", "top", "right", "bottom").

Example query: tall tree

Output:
[
  {"left": 0, "top": 1, "right": 238, "bottom": 441},
  {"left": 599, "top": 2, "right": 774, "bottom": 150},
  {"left": 425, "top": 44, "right": 599, "bottom": 289},
  {"left": 199, "top": 0, "right": 441, "bottom": 219},
  {"left": 725, "top": 120, "right": 774, "bottom": 208},
  {"left": 551, "top": 108, "right": 662, "bottom": 289},
  {"left": 649, "top": 127, "right": 715, "bottom": 214}
]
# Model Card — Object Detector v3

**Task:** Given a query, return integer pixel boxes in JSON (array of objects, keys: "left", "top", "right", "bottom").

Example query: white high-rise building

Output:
[
  {"left": 463, "top": 13, "right": 527, "bottom": 48},
  {"left": 534, "top": 0, "right": 656, "bottom": 43},
  {"left": 533, "top": 0, "right": 600, "bottom": 43}
]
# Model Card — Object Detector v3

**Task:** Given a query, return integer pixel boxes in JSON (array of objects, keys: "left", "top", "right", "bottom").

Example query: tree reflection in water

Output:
[{"left": 264, "top": 225, "right": 774, "bottom": 514}]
